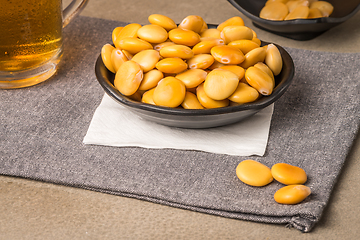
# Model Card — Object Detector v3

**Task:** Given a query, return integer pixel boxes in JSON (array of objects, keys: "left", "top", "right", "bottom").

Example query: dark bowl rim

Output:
[
  {"left": 226, "top": 0, "right": 360, "bottom": 25},
  {"left": 95, "top": 40, "right": 295, "bottom": 117}
]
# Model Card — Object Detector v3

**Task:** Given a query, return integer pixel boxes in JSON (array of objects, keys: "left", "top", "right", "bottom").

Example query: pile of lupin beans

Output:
[
  {"left": 101, "top": 14, "right": 284, "bottom": 109},
  {"left": 260, "top": 0, "right": 334, "bottom": 21},
  {"left": 236, "top": 160, "right": 311, "bottom": 204}
]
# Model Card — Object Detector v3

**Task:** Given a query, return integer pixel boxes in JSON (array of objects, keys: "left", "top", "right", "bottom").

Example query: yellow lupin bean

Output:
[
  {"left": 168, "top": 28, "right": 201, "bottom": 47},
  {"left": 271, "top": 163, "right": 307, "bottom": 185},
  {"left": 192, "top": 38, "right": 224, "bottom": 55},
  {"left": 245, "top": 66, "right": 274, "bottom": 96},
  {"left": 181, "top": 91, "right": 204, "bottom": 109},
  {"left": 220, "top": 25, "right": 254, "bottom": 44},
  {"left": 254, "top": 62, "right": 275, "bottom": 85},
  {"left": 128, "top": 91, "right": 142, "bottom": 102},
  {"left": 187, "top": 54, "right": 215, "bottom": 70},
  {"left": 265, "top": 44, "right": 283, "bottom": 76},
  {"left": 138, "top": 69, "right": 164, "bottom": 91},
  {"left": 286, "top": 0, "right": 309, "bottom": 12},
  {"left": 175, "top": 68, "right": 207, "bottom": 88},
  {"left": 131, "top": 49, "right": 161, "bottom": 72},
  {"left": 114, "top": 60, "right": 143, "bottom": 96},
  {"left": 284, "top": 5, "right": 309, "bottom": 20},
  {"left": 153, "top": 77, "right": 186, "bottom": 107},
  {"left": 112, "top": 26, "right": 124, "bottom": 45},
  {"left": 260, "top": 2, "right": 289, "bottom": 20},
  {"left": 228, "top": 82, "right": 260, "bottom": 104},
  {"left": 101, "top": 44, "right": 116, "bottom": 73},
  {"left": 203, "top": 69, "right": 239, "bottom": 100},
  {"left": 137, "top": 24, "right": 168, "bottom": 44},
  {"left": 178, "top": 15, "right": 205, "bottom": 33},
  {"left": 159, "top": 44, "right": 194, "bottom": 59},
  {"left": 114, "top": 23, "right": 142, "bottom": 48},
  {"left": 252, "top": 37, "right": 262, "bottom": 46},
  {"left": 200, "top": 28, "right": 222, "bottom": 39},
  {"left": 148, "top": 14, "right": 177, "bottom": 31},
  {"left": 111, "top": 49, "right": 128, "bottom": 72},
  {"left": 208, "top": 60, "right": 225, "bottom": 70},
  {"left": 118, "top": 37, "right": 153, "bottom": 55},
  {"left": 141, "top": 88, "right": 156, "bottom": 105},
  {"left": 155, "top": 57, "right": 188, "bottom": 74},
  {"left": 308, "top": 7, "right": 323, "bottom": 18},
  {"left": 200, "top": 21, "right": 208, "bottom": 33},
  {"left": 274, "top": 185, "right": 311, "bottom": 205},
  {"left": 217, "top": 16, "right": 245, "bottom": 32},
  {"left": 236, "top": 160, "right": 273, "bottom": 187},
  {"left": 218, "top": 65, "right": 245, "bottom": 79},
  {"left": 122, "top": 50, "right": 133, "bottom": 60},
  {"left": 228, "top": 39, "right": 260, "bottom": 55},
  {"left": 211, "top": 45, "right": 245, "bottom": 65},
  {"left": 153, "top": 41, "right": 176, "bottom": 51},
  {"left": 240, "top": 47, "right": 267, "bottom": 69},
  {"left": 196, "top": 83, "right": 229, "bottom": 108},
  {"left": 310, "top": 1, "right": 334, "bottom": 17}
]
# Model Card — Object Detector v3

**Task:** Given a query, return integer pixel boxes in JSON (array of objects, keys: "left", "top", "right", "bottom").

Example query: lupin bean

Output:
[
  {"left": 203, "top": 69, "right": 239, "bottom": 100},
  {"left": 148, "top": 14, "right": 177, "bottom": 31},
  {"left": 187, "top": 54, "right": 215, "bottom": 69},
  {"left": 265, "top": 44, "right": 283, "bottom": 76},
  {"left": 228, "top": 39, "right": 260, "bottom": 55},
  {"left": 245, "top": 66, "right": 274, "bottom": 96},
  {"left": 175, "top": 69, "right": 207, "bottom": 88},
  {"left": 228, "top": 82, "right": 260, "bottom": 104},
  {"left": 159, "top": 44, "right": 194, "bottom": 59},
  {"left": 260, "top": 2, "right": 289, "bottom": 20},
  {"left": 274, "top": 185, "right": 311, "bottom": 204},
  {"left": 137, "top": 24, "right": 168, "bottom": 43},
  {"left": 236, "top": 160, "right": 273, "bottom": 187},
  {"left": 240, "top": 47, "right": 267, "bottom": 69},
  {"left": 111, "top": 49, "right": 128, "bottom": 72},
  {"left": 101, "top": 44, "right": 116, "bottom": 73},
  {"left": 153, "top": 77, "right": 186, "bottom": 107},
  {"left": 210, "top": 45, "right": 245, "bottom": 65},
  {"left": 181, "top": 92, "right": 205, "bottom": 109},
  {"left": 192, "top": 38, "right": 224, "bottom": 55},
  {"left": 118, "top": 37, "right": 153, "bottom": 54},
  {"left": 155, "top": 57, "right": 188, "bottom": 74},
  {"left": 141, "top": 88, "right": 156, "bottom": 105},
  {"left": 217, "top": 16, "right": 245, "bottom": 32},
  {"left": 131, "top": 49, "right": 160, "bottom": 72},
  {"left": 271, "top": 163, "right": 307, "bottom": 185},
  {"left": 168, "top": 28, "right": 201, "bottom": 47},
  {"left": 196, "top": 83, "right": 229, "bottom": 108},
  {"left": 178, "top": 15, "right": 205, "bottom": 33},
  {"left": 114, "top": 61, "right": 143, "bottom": 96},
  {"left": 138, "top": 69, "right": 164, "bottom": 91},
  {"left": 220, "top": 26, "right": 253, "bottom": 44}
]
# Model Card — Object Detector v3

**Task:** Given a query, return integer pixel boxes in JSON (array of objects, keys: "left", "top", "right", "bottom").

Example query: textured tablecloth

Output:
[{"left": 1, "top": 16, "right": 359, "bottom": 232}]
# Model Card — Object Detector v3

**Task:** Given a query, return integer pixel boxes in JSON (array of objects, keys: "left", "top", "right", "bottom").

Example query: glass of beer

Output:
[{"left": 0, "top": 0, "right": 89, "bottom": 89}]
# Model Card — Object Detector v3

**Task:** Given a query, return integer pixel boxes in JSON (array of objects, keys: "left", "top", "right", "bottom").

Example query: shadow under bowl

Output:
[
  {"left": 227, "top": 0, "right": 360, "bottom": 40},
  {"left": 95, "top": 40, "right": 295, "bottom": 129}
]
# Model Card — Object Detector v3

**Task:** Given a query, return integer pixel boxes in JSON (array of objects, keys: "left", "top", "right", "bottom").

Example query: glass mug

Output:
[{"left": 0, "top": 0, "right": 89, "bottom": 89}]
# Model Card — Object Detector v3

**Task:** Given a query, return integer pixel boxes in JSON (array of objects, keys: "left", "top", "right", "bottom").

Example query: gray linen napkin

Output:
[{"left": 1, "top": 16, "right": 359, "bottom": 232}]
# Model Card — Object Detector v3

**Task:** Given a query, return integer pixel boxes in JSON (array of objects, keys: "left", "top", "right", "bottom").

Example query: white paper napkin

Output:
[{"left": 83, "top": 94, "right": 274, "bottom": 156}]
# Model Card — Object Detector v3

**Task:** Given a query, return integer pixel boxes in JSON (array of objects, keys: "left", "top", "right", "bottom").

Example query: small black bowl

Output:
[
  {"left": 95, "top": 39, "right": 294, "bottom": 129},
  {"left": 227, "top": 0, "right": 360, "bottom": 40}
]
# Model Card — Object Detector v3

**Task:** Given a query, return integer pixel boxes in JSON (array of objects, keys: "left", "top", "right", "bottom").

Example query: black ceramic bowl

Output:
[
  {"left": 95, "top": 40, "right": 294, "bottom": 129},
  {"left": 227, "top": 0, "right": 360, "bottom": 40}
]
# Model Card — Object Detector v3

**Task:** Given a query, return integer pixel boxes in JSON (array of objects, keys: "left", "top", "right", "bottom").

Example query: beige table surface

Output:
[{"left": 1, "top": 0, "right": 360, "bottom": 239}]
